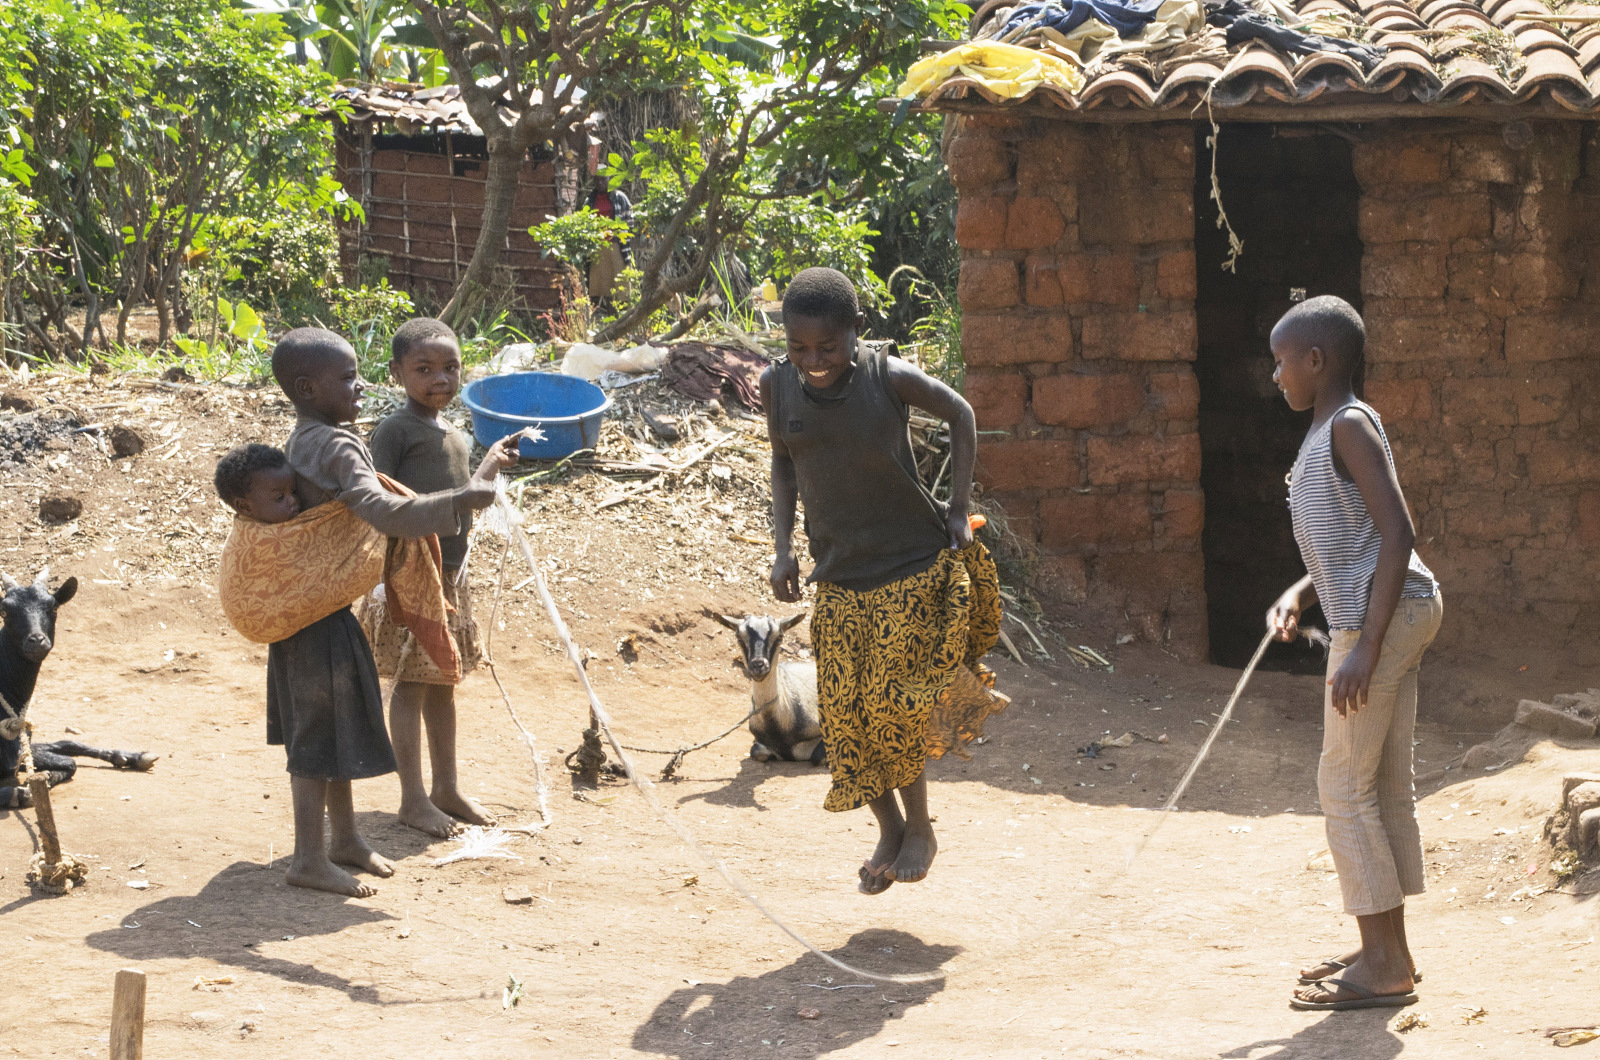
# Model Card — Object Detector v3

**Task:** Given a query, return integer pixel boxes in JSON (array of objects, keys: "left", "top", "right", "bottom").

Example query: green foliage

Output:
[
  {"left": 892, "top": 265, "right": 962, "bottom": 389},
  {"left": 528, "top": 208, "right": 631, "bottom": 267},
  {"left": 204, "top": 205, "right": 342, "bottom": 322},
  {"left": 170, "top": 295, "right": 272, "bottom": 379},
  {"left": 582, "top": 0, "right": 972, "bottom": 342},
  {"left": 744, "top": 198, "right": 888, "bottom": 309},
  {"left": 0, "top": 0, "right": 342, "bottom": 358},
  {"left": 329, "top": 280, "right": 415, "bottom": 379},
  {"left": 866, "top": 119, "right": 958, "bottom": 342}
]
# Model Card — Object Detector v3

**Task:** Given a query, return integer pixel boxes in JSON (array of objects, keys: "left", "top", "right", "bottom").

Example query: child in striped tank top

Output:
[{"left": 1266, "top": 296, "right": 1441, "bottom": 1013}]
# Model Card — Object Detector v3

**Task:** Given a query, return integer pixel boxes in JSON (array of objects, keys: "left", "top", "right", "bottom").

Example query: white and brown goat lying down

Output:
[
  {"left": 710, "top": 612, "right": 824, "bottom": 766},
  {"left": 0, "top": 568, "right": 158, "bottom": 809}
]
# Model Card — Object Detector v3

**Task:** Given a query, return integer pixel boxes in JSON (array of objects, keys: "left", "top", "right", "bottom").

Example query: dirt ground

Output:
[{"left": 0, "top": 372, "right": 1596, "bottom": 1059}]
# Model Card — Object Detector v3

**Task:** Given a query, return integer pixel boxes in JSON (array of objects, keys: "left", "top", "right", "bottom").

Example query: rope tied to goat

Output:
[
  {"left": 0, "top": 688, "right": 29, "bottom": 742},
  {"left": 617, "top": 695, "right": 773, "bottom": 780},
  {"left": 478, "top": 482, "right": 939, "bottom": 984}
]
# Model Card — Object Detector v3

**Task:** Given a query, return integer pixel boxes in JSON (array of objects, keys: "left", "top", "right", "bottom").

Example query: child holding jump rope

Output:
[
  {"left": 762, "top": 267, "right": 1008, "bottom": 895},
  {"left": 1267, "top": 296, "right": 1441, "bottom": 1011}
]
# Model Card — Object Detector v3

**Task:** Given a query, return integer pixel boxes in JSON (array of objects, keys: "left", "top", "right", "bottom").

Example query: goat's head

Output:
[
  {"left": 1, "top": 567, "right": 78, "bottom": 663},
  {"left": 709, "top": 611, "right": 805, "bottom": 680}
]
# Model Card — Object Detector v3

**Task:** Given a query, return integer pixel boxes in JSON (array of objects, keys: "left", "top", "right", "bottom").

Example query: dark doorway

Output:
[{"left": 1193, "top": 125, "right": 1364, "bottom": 670}]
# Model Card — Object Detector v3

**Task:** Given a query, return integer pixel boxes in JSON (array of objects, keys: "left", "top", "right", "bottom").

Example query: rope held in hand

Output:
[{"left": 487, "top": 487, "right": 940, "bottom": 985}]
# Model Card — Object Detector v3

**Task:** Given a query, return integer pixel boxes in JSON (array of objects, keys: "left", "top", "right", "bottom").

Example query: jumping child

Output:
[
  {"left": 268, "top": 328, "right": 516, "bottom": 896},
  {"left": 362, "top": 318, "right": 493, "bottom": 838},
  {"left": 1265, "top": 297, "right": 1441, "bottom": 1011},
  {"left": 762, "top": 267, "right": 1008, "bottom": 896}
]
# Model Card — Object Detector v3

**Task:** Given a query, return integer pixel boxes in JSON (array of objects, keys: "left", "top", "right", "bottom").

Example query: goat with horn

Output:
[
  {"left": 1, "top": 568, "right": 158, "bottom": 809},
  {"left": 709, "top": 611, "right": 825, "bottom": 766}
]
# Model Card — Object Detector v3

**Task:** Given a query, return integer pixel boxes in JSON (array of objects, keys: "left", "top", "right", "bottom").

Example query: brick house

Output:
[
  {"left": 919, "top": 1, "right": 1600, "bottom": 664},
  {"left": 325, "top": 85, "right": 584, "bottom": 311}
]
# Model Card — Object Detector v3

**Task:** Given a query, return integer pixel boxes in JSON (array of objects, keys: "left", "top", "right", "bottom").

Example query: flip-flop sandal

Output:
[
  {"left": 1289, "top": 977, "right": 1418, "bottom": 1011},
  {"left": 858, "top": 861, "right": 893, "bottom": 896},
  {"left": 1298, "top": 959, "right": 1422, "bottom": 985}
]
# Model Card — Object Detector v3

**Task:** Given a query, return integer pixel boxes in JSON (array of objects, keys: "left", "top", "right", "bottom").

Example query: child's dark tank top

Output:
[{"left": 770, "top": 342, "right": 948, "bottom": 592}]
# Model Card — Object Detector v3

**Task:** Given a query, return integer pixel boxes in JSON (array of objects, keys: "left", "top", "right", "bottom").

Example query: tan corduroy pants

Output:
[{"left": 1319, "top": 594, "right": 1443, "bottom": 917}]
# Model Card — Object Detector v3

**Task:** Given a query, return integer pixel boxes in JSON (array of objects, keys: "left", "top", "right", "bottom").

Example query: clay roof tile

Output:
[
  {"left": 925, "top": 0, "right": 1600, "bottom": 114},
  {"left": 1577, "top": 33, "right": 1600, "bottom": 75},
  {"left": 1437, "top": 56, "right": 1519, "bottom": 100},
  {"left": 1515, "top": 46, "right": 1593, "bottom": 96},
  {"left": 1511, "top": 24, "right": 1581, "bottom": 57},
  {"left": 1078, "top": 69, "right": 1160, "bottom": 107}
]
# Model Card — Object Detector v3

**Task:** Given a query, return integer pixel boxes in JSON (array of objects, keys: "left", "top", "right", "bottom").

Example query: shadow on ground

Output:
[
  {"left": 85, "top": 860, "right": 401, "bottom": 1003},
  {"left": 632, "top": 928, "right": 958, "bottom": 1058},
  {"left": 1219, "top": 1010, "right": 1402, "bottom": 1059}
]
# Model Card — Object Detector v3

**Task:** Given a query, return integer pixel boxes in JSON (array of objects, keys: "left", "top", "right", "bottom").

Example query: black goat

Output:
[{"left": 0, "top": 568, "right": 157, "bottom": 809}]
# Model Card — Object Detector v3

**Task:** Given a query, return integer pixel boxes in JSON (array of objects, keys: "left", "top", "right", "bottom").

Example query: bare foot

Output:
[
  {"left": 859, "top": 861, "right": 894, "bottom": 895},
  {"left": 400, "top": 796, "right": 462, "bottom": 838},
  {"left": 887, "top": 826, "right": 937, "bottom": 883},
  {"left": 857, "top": 816, "right": 901, "bottom": 895},
  {"left": 431, "top": 788, "right": 497, "bottom": 827},
  {"left": 330, "top": 837, "right": 396, "bottom": 878},
  {"left": 286, "top": 856, "right": 375, "bottom": 897}
]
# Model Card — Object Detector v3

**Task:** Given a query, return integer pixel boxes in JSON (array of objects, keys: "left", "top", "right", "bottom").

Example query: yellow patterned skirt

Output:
[{"left": 811, "top": 543, "right": 1008, "bottom": 813}]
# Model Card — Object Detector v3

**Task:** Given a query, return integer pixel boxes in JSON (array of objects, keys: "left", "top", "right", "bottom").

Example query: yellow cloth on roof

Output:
[{"left": 899, "top": 40, "right": 1087, "bottom": 100}]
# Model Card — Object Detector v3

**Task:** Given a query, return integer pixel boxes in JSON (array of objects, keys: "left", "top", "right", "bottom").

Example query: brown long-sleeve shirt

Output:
[{"left": 285, "top": 417, "right": 463, "bottom": 540}]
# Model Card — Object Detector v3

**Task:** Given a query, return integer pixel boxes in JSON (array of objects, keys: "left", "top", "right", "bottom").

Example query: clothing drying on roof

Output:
[
  {"left": 899, "top": 39, "right": 1087, "bottom": 99},
  {"left": 1000, "top": 0, "right": 1170, "bottom": 39},
  {"left": 1203, "top": 0, "right": 1388, "bottom": 72},
  {"left": 987, "top": 0, "right": 1218, "bottom": 66}
]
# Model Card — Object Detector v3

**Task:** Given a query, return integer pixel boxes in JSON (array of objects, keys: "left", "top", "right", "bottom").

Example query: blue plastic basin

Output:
[{"left": 461, "top": 372, "right": 611, "bottom": 460}]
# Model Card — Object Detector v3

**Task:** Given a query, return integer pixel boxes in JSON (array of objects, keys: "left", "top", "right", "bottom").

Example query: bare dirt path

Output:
[{"left": 0, "top": 374, "right": 1594, "bottom": 1059}]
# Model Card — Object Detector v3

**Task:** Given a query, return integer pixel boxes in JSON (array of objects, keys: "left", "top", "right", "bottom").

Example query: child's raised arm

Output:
[
  {"left": 887, "top": 360, "right": 977, "bottom": 549},
  {"left": 1328, "top": 408, "right": 1418, "bottom": 716},
  {"left": 760, "top": 366, "right": 802, "bottom": 602}
]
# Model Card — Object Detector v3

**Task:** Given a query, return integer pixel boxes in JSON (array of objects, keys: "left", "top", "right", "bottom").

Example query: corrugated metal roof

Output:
[{"left": 909, "top": 0, "right": 1600, "bottom": 115}]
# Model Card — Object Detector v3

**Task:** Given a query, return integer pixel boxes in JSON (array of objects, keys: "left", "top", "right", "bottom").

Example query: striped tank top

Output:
[{"left": 1287, "top": 400, "right": 1437, "bottom": 631}]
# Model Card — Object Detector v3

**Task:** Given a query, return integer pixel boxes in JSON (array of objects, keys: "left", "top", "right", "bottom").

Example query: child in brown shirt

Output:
[
  {"left": 362, "top": 318, "right": 494, "bottom": 838},
  {"left": 271, "top": 327, "right": 516, "bottom": 896}
]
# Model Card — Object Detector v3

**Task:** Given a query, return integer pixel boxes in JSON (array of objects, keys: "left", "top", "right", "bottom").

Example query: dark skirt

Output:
[{"left": 266, "top": 607, "right": 396, "bottom": 781}]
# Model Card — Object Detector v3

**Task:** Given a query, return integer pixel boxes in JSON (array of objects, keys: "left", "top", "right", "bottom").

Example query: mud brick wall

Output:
[
  {"left": 948, "top": 117, "right": 1208, "bottom": 660},
  {"left": 1355, "top": 123, "right": 1600, "bottom": 638}
]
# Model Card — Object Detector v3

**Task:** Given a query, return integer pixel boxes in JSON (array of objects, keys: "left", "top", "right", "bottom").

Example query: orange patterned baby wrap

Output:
[{"left": 217, "top": 474, "right": 459, "bottom": 681}]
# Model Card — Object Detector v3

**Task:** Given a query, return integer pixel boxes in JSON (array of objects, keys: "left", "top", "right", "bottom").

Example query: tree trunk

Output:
[{"left": 440, "top": 139, "right": 526, "bottom": 328}]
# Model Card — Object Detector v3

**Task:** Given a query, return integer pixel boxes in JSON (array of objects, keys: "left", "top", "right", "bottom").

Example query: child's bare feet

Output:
[
  {"left": 330, "top": 837, "right": 396, "bottom": 878},
  {"left": 432, "top": 788, "right": 496, "bottom": 827},
  {"left": 400, "top": 796, "right": 463, "bottom": 838},
  {"left": 286, "top": 856, "right": 376, "bottom": 898},
  {"left": 858, "top": 862, "right": 894, "bottom": 895},
  {"left": 859, "top": 804, "right": 903, "bottom": 895},
  {"left": 887, "top": 824, "right": 937, "bottom": 883}
]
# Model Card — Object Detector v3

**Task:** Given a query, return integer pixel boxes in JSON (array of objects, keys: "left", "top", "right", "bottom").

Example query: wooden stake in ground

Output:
[
  {"left": 28, "top": 773, "right": 60, "bottom": 863},
  {"left": 111, "top": 968, "right": 146, "bottom": 1060},
  {"left": 19, "top": 721, "right": 89, "bottom": 893}
]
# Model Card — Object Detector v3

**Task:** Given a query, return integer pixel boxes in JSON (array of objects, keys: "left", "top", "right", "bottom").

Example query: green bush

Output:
[{"left": 329, "top": 280, "right": 415, "bottom": 379}]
